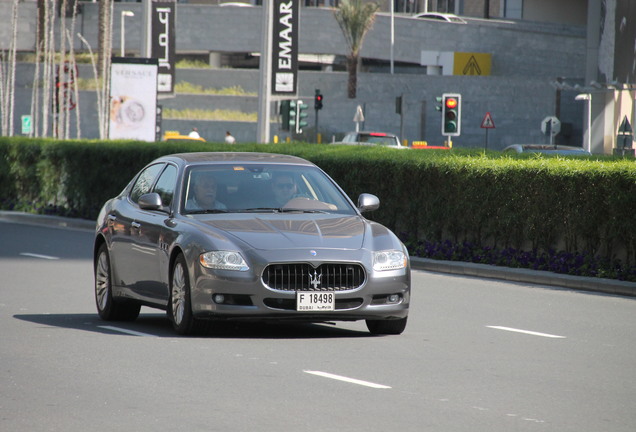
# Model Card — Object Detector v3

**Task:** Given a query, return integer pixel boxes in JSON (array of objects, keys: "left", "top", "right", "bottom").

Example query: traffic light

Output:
[
  {"left": 296, "top": 100, "right": 308, "bottom": 133},
  {"left": 435, "top": 96, "right": 443, "bottom": 113},
  {"left": 280, "top": 100, "right": 291, "bottom": 131},
  {"left": 289, "top": 100, "right": 298, "bottom": 131},
  {"left": 314, "top": 89, "right": 323, "bottom": 110},
  {"left": 442, "top": 93, "right": 461, "bottom": 136}
]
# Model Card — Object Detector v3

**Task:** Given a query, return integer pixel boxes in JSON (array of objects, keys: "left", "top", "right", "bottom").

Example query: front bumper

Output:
[{"left": 190, "top": 259, "right": 410, "bottom": 322}]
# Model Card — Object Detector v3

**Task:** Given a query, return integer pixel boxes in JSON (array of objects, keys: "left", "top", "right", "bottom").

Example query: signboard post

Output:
[
  {"left": 616, "top": 116, "right": 634, "bottom": 156},
  {"left": 541, "top": 116, "right": 561, "bottom": 145},
  {"left": 257, "top": 0, "right": 300, "bottom": 143},
  {"left": 150, "top": 1, "right": 176, "bottom": 95},
  {"left": 480, "top": 112, "right": 495, "bottom": 149},
  {"left": 271, "top": 0, "right": 299, "bottom": 97},
  {"left": 353, "top": 105, "right": 365, "bottom": 132}
]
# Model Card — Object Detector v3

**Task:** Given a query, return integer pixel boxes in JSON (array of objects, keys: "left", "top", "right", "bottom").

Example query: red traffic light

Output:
[
  {"left": 314, "top": 92, "right": 323, "bottom": 110},
  {"left": 445, "top": 97, "right": 458, "bottom": 109}
]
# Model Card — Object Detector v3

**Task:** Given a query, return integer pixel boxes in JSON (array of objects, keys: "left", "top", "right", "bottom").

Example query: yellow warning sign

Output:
[{"left": 453, "top": 52, "right": 491, "bottom": 76}]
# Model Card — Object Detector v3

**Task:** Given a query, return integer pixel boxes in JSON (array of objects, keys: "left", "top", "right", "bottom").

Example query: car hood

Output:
[{"left": 193, "top": 214, "right": 367, "bottom": 250}]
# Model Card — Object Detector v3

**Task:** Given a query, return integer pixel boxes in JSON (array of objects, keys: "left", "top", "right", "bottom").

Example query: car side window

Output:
[
  {"left": 153, "top": 164, "right": 178, "bottom": 207},
  {"left": 130, "top": 163, "right": 164, "bottom": 204}
]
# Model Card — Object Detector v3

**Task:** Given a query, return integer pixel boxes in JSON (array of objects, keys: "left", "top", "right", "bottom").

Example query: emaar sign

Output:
[{"left": 271, "top": 0, "right": 298, "bottom": 96}]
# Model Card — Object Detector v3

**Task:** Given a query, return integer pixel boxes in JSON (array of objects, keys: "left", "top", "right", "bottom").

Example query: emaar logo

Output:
[{"left": 271, "top": 0, "right": 298, "bottom": 95}]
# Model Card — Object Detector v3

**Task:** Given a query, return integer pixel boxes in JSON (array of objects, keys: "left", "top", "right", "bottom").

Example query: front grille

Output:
[{"left": 262, "top": 263, "right": 365, "bottom": 291}]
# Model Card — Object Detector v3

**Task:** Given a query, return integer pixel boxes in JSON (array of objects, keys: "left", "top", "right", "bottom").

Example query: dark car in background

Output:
[{"left": 94, "top": 152, "right": 410, "bottom": 335}]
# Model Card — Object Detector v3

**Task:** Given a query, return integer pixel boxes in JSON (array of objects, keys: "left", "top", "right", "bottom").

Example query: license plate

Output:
[{"left": 296, "top": 292, "right": 335, "bottom": 311}]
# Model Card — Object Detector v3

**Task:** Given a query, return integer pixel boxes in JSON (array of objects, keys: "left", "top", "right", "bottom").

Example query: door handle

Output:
[{"left": 131, "top": 221, "right": 141, "bottom": 229}]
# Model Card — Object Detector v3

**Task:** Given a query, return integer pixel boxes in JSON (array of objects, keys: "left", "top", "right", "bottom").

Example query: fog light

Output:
[
  {"left": 388, "top": 294, "right": 400, "bottom": 304},
  {"left": 213, "top": 294, "right": 225, "bottom": 304}
]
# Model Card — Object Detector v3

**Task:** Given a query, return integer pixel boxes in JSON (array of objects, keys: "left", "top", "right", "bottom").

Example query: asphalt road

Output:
[{"left": 1, "top": 220, "right": 635, "bottom": 432}]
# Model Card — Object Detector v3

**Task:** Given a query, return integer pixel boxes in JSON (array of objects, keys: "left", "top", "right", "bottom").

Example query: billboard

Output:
[
  {"left": 271, "top": 0, "right": 299, "bottom": 96},
  {"left": 109, "top": 57, "right": 158, "bottom": 142},
  {"left": 151, "top": 1, "right": 176, "bottom": 94}
]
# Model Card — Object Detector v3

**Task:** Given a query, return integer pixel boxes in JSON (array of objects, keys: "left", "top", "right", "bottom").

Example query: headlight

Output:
[
  {"left": 373, "top": 250, "right": 407, "bottom": 271},
  {"left": 200, "top": 251, "right": 249, "bottom": 271}
]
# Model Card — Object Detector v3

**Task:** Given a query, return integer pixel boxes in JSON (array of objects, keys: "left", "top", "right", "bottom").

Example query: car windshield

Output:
[{"left": 181, "top": 164, "right": 357, "bottom": 215}]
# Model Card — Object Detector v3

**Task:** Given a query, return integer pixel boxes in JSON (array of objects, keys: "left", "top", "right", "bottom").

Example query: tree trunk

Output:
[
  {"left": 347, "top": 55, "right": 357, "bottom": 99},
  {"left": 97, "top": 0, "right": 112, "bottom": 78}
]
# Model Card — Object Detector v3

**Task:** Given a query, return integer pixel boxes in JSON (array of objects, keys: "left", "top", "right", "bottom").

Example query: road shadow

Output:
[{"left": 13, "top": 312, "right": 375, "bottom": 339}]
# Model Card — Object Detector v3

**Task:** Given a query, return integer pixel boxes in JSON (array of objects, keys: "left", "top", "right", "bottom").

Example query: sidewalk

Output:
[
  {"left": 2, "top": 211, "right": 634, "bottom": 297},
  {"left": 410, "top": 257, "right": 636, "bottom": 298}
]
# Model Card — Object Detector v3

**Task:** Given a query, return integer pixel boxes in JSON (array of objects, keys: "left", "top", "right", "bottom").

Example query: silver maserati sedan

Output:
[{"left": 93, "top": 152, "right": 410, "bottom": 335}]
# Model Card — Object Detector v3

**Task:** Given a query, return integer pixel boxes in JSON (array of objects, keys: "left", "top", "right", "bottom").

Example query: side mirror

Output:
[
  {"left": 138, "top": 192, "right": 164, "bottom": 211},
  {"left": 357, "top": 193, "right": 380, "bottom": 213}
]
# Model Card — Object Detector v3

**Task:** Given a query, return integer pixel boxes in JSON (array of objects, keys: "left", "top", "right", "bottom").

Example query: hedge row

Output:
[{"left": 1, "top": 137, "right": 635, "bottom": 278}]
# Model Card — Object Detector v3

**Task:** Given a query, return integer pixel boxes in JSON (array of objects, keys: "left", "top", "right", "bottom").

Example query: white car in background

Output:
[
  {"left": 413, "top": 12, "right": 467, "bottom": 23},
  {"left": 334, "top": 132, "right": 406, "bottom": 149}
]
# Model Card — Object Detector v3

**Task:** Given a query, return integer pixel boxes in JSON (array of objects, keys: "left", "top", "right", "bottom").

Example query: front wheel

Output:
[
  {"left": 168, "top": 254, "right": 209, "bottom": 335},
  {"left": 365, "top": 317, "right": 408, "bottom": 335},
  {"left": 94, "top": 243, "right": 140, "bottom": 321}
]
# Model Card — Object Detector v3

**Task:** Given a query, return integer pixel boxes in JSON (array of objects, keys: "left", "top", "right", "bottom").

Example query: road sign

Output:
[
  {"left": 353, "top": 105, "right": 365, "bottom": 122},
  {"left": 353, "top": 105, "right": 365, "bottom": 132},
  {"left": 481, "top": 112, "right": 495, "bottom": 129},
  {"left": 541, "top": 116, "right": 561, "bottom": 136},
  {"left": 21, "top": 115, "right": 32, "bottom": 135}
]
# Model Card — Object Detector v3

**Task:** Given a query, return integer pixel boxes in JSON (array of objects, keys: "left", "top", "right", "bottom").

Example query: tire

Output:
[
  {"left": 94, "top": 243, "right": 140, "bottom": 321},
  {"left": 365, "top": 317, "right": 408, "bottom": 335},
  {"left": 168, "top": 254, "right": 209, "bottom": 335}
]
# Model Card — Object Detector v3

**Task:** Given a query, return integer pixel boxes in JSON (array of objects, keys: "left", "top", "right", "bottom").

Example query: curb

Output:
[
  {"left": 0, "top": 211, "right": 95, "bottom": 231},
  {"left": 2, "top": 211, "right": 634, "bottom": 298},
  {"left": 411, "top": 257, "right": 636, "bottom": 297}
]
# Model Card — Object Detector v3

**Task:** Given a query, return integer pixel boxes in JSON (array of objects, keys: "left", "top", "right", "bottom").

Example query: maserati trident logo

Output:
[{"left": 309, "top": 270, "right": 322, "bottom": 290}]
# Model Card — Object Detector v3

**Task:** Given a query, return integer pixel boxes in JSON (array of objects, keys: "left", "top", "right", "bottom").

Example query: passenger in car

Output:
[{"left": 185, "top": 171, "right": 227, "bottom": 211}]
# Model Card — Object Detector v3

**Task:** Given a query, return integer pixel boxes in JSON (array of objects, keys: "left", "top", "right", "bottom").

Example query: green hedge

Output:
[{"left": 1, "top": 137, "right": 635, "bottom": 271}]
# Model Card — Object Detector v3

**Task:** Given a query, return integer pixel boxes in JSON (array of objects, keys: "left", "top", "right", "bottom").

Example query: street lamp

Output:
[
  {"left": 575, "top": 93, "right": 591, "bottom": 153},
  {"left": 121, "top": 11, "right": 135, "bottom": 57}
]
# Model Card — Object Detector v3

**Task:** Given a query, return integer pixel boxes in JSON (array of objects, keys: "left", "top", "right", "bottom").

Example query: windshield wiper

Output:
[
  {"left": 280, "top": 208, "right": 328, "bottom": 214},
  {"left": 186, "top": 209, "right": 228, "bottom": 214},
  {"left": 236, "top": 207, "right": 329, "bottom": 214},
  {"left": 237, "top": 208, "right": 282, "bottom": 213}
]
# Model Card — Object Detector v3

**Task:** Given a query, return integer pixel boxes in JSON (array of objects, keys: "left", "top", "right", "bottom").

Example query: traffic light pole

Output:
[{"left": 315, "top": 109, "right": 319, "bottom": 143}]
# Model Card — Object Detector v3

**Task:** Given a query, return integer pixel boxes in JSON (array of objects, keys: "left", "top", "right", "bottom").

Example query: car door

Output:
[
  {"left": 130, "top": 163, "right": 179, "bottom": 302},
  {"left": 108, "top": 163, "right": 165, "bottom": 297}
]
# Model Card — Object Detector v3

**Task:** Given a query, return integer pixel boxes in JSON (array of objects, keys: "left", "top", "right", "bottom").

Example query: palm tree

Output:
[{"left": 334, "top": 0, "right": 379, "bottom": 99}]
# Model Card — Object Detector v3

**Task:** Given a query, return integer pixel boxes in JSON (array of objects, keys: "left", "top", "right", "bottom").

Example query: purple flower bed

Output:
[{"left": 400, "top": 234, "right": 636, "bottom": 282}]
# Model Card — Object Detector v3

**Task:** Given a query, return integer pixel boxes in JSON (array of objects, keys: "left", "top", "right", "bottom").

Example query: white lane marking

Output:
[
  {"left": 98, "top": 325, "right": 156, "bottom": 337},
  {"left": 304, "top": 370, "right": 391, "bottom": 389},
  {"left": 487, "top": 326, "right": 566, "bottom": 339},
  {"left": 20, "top": 252, "right": 59, "bottom": 260}
]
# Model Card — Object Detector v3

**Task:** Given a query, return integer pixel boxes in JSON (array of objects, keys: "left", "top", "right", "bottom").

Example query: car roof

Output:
[
  {"left": 413, "top": 12, "right": 467, "bottom": 23},
  {"left": 504, "top": 144, "right": 591, "bottom": 155},
  {"left": 347, "top": 131, "right": 398, "bottom": 138},
  {"left": 160, "top": 152, "right": 315, "bottom": 166}
]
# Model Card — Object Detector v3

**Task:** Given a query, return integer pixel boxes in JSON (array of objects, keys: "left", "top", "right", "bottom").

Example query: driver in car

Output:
[{"left": 271, "top": 173, "right": 299, "bottom": 207}]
